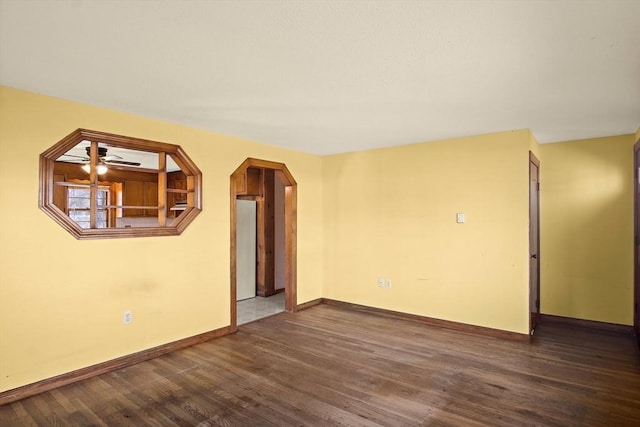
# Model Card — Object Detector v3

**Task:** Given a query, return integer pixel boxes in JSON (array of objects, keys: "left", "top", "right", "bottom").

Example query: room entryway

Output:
[
  {"left": 634, "top": 139, "right": 640, "bottom": 347},
  {"left": 230, "top": 158, "right": 297, "bottom": 331},
  {"left": 529, "top": 152, "right": 541, "bottom": 335},
  {"left": 236, "top": 195, "right": 286, "bottom": 325}
]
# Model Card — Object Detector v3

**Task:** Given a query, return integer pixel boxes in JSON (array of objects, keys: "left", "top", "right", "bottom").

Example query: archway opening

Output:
[{"left": 230, "top": 158, "right": 297, "bottom": 330}]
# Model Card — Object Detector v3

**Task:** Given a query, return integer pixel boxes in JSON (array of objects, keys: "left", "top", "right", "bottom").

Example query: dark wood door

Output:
[
  {"left": 529, "top": 152, "right": 541, "bottom": 335},
  {"left": 256, "top": 169, "right": 276, "bottom": 297},
  {"left": 634, "top": 140, "right": 640, "bottom": 347}
]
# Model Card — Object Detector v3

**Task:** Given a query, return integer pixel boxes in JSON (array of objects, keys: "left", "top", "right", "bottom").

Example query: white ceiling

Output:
[{"left": 1, "top": 0, "right": 638, "bottom": 155}]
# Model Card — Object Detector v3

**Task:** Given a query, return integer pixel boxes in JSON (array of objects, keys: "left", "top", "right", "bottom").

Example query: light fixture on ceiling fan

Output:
[{"left": 81, "top": 163, "right": 108, "bottom": 175}]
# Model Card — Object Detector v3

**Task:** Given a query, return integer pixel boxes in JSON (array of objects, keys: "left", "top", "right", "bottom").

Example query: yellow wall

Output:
[
  {"left": 322, "top": 130, "right": 534, "bottom": 334},
  {"left": 2, "top": 84, "right": 633, "bottom": 394},
  {"left": 540, "top": 134, "right": 634, "bottom": 324},
  {"left": 0, "top": 86, "right": 324, "bottom": 392}
]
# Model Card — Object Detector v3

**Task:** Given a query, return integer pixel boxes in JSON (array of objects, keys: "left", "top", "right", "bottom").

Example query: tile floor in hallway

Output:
[{"left": 237, "top": 292, "right": 285, "bottom": 325}]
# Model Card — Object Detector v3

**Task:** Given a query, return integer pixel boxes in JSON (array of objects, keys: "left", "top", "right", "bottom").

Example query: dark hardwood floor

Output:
[{"left": 1, "top": 304, "right": 639, "bottom": 426}]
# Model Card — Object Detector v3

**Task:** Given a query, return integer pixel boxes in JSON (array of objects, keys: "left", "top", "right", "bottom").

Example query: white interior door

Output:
[{"left": 236, "top": 200, "right": 256, "bottom": 301}]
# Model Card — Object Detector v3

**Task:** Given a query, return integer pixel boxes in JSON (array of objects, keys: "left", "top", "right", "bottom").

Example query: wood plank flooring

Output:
[{"left": 1, "top": 304, "right": 639, "bottom": 426}]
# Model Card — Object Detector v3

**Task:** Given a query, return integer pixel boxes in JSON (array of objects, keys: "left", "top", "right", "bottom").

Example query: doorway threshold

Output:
[{"left": 238, "top": 293, "right": 285, "bottom": 325}]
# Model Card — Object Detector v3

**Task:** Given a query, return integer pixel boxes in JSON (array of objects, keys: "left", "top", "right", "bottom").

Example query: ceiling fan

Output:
[{"left": 59, "top": 146, "right": 141, "bottom": 167}]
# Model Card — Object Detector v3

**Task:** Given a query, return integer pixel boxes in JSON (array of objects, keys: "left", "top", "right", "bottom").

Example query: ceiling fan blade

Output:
[
  {"left": 59, "top": 154, "right": 89, "bottom": 161},
  {"left": 105, "top": 159, "right": 142, "bottom": 167},
  {"left": 102, "top": 154, "right": 123, "bottom": 161}
]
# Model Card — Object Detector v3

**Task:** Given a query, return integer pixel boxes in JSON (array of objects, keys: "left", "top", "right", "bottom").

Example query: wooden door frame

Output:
[
  {"left": 230, "top": 158, "right": 297, "bottom": 331},
  {"left": 634, "top": 139, "right": 640, "bottom": 347},
  {"left": 529, "top": 152, "right": 541, "bottom": 335}
]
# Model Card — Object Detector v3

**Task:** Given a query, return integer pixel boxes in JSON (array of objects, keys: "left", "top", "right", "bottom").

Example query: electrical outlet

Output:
[
  {"left": 123, "top": 310, "right": 132, "bottom": 324},
  {"left": 378, "top": 277, "right": 385, "bottom": 287}
]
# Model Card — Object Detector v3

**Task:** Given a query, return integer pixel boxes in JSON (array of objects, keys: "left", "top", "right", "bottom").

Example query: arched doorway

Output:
[{"left": 230, "top": 158, "right": 297, "bottom": 331}]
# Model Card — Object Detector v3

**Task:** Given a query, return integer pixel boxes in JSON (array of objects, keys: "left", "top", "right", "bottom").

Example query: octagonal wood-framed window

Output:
[{"left": 39, "top": 129, "right": 202, "bottom": 239}]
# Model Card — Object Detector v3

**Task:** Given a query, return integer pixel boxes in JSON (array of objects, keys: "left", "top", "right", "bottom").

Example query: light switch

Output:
[{"left": 456, "top": 212, "right": 465, "bottom": 223}]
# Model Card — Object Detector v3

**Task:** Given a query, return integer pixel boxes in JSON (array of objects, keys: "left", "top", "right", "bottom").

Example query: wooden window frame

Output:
[{"left": 39, "top": 129, "right": 202, "bottom": 239}]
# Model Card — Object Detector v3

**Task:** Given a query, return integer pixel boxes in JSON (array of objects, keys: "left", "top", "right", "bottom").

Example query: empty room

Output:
[{"left": 0, "top": 1, "right": 639, "bottom": 425}]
